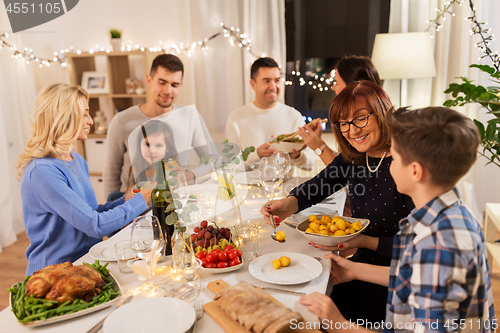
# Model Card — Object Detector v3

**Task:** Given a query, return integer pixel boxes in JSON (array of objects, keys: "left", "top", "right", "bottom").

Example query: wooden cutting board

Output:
[{"left": 204, "top": 279, "right": 321, "bottom": 333}]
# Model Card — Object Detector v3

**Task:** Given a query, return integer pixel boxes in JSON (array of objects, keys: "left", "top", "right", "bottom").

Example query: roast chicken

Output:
[
  {"left": 214, "top": 283, "right": 303, "bottom": 333},
  {"left": 25, "top": 262, "right": 106, "bottom": 304}
]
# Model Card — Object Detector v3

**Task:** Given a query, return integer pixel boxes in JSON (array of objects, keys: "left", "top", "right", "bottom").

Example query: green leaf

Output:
[
  {"left": 201, "top": 156, "right": 210, "bottom": 165},
  {"left": 168, "top": 170, "right": 178, "bottom": 178},
  {"left": 470, "top": 64, "right": 496, "bottom": 75},
  {"left": 486, "top": 121, "right": 497, "bottom": 141},
  {"left": 474, "top": 119, "right": 485, "bottom": 139}
]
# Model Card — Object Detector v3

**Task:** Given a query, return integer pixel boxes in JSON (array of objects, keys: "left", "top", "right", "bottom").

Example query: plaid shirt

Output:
[{"left": 384, "top": 188, "right": 496, "bottom": 333}]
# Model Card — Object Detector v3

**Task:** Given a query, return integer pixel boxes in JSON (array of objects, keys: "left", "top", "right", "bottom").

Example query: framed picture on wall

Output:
[{"left": 81, "top": 72, "right": 109, "bottom": 94}]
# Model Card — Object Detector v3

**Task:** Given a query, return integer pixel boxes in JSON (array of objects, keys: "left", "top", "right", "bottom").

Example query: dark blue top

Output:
[{"left": 289, "top": 153, "right": 414, "bottom": 266}]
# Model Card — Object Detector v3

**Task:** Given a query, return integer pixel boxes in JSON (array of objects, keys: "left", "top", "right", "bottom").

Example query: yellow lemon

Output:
[
  {"left": 305, "top": 227, "right": 315, "bottom": 234},
  {"left": 352, "top": 221, "right": 363, "bottom": 231},
  {"left": 279, "top": 256, "right": 291, "bottom": 267},
  {"left": 309, "top": 215, "right": 319, "bottom": 221},
  {"left": 275, "top": 230, "right": 286, "bottom": 241},
  {"left": 320, "top": 229, "right": 330, "bottom": 236},
  {"left": 333, "top": 230, "right": 347, "bottom": 236},
  {"left": 272, "top": 259, "right": 281, "bottom": 269}
]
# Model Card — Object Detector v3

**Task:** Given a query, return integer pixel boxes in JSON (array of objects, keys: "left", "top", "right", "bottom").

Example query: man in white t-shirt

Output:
[
  {"left": 226, "top": 57, "right": 314, "bottom": 170},
  {"left": 103, "top": 54, "right": 212, "bottom": 201}
]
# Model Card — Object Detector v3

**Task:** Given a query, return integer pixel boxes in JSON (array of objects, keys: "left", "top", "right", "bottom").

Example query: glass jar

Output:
[
  {"left": 93, "top": 110, "right": 107, "bottom": 134},
  {"left": 171, "top": 222, "right": 195, "bottom": 266}
]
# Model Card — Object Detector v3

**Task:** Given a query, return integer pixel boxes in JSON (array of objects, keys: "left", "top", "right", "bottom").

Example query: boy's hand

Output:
[
  {"left": 325, "top": 253, "right": 357, "bottom": 285},
  {"left": 300, "top": 292, "right": 347, "bottom": 332}
]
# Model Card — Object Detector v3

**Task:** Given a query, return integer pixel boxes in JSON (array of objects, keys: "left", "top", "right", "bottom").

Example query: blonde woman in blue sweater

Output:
[{"left": 15, "top": 83, "right": 152, "bottom": 275}]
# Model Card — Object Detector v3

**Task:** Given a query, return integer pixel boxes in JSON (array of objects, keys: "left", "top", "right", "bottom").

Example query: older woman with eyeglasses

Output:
[{"left": 260, "top": 81, "right": 414, "bottom": 324}]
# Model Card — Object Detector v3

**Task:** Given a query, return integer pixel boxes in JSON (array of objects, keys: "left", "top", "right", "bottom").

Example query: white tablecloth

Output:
[{"left": 0, "top": 175, "right": 345, "bottom": 333}]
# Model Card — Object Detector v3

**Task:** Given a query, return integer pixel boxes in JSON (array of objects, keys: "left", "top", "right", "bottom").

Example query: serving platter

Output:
[
  {"left": 10, "top": 272, "right": 122, "bottom": 327},
  {"left": 204, "top": 279, "right": 320, "bottom": 333},
  {"left": 296, "top": 216, "right": 370, "bottom": 247}
]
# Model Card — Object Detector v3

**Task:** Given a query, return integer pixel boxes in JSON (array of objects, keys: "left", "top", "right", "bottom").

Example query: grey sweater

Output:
[{"left": 103, "top": 104, "right": 213, "bottom": 197}]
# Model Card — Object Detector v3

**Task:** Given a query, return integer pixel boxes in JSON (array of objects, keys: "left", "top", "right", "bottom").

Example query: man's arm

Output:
[{"left": 103, "top": 116, "right": 125, "bottom": 198}]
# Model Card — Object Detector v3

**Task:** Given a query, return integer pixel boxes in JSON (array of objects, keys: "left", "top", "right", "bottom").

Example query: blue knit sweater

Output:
[{"left": 21, "top": 153, "right": 148, "bottom": 275}]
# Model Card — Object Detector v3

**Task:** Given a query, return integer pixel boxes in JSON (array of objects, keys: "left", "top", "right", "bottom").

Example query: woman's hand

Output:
[
  {"left": 324, "top": 253, "right": 358, "bottom": 285},
  {"left": 298, "top": 123, "right": 324, "bottom": 151},
  {"left": 299, "top": 292, "right": 347, "bottom": 332},
  {"left": 257, "top": 142, "right": 275, "bottom": 158},
  {"left": 260, "top": 197, "right": 299, "bottom": 226},
  {"left": 310, "top": 234, "right": 378, "bottom": 253}
]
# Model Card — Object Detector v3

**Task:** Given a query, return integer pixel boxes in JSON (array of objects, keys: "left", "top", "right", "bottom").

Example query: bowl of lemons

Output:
[{"left": 296, "top": 215, "right": 370, "bottom": 247}]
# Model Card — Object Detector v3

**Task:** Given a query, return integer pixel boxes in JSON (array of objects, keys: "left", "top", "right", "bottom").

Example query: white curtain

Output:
[
  {"left": 0, "top": 9, "right": 37, "bottom": 252},
  {"left": 385, "top": 0, "right": 500, "bottom": 220},
  {"left": 0, "top": 0, "right": 286, "bottom": 248}
]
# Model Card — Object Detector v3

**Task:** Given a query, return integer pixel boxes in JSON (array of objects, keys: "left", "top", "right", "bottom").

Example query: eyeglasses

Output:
[{"left": 334, "top": 112, "right": 374, "bottom": 133}]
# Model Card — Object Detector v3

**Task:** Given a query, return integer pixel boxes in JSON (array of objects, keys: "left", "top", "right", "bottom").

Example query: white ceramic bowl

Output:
[
  {"left": 296, "top": 216, "right": 370, "bottom": 247},
  {"left": 269, "top": 141, "right": 306, "bottom": 153}
]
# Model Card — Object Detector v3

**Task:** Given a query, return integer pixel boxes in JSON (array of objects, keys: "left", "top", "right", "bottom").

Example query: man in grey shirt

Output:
[{"left": 103, "top": 54, "right": 212, "bottom": 201}]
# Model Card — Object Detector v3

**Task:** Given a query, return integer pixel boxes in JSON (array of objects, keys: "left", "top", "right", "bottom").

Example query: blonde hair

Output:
[{"left": 15, "top": 83, "right": 88, "bottom": 179}]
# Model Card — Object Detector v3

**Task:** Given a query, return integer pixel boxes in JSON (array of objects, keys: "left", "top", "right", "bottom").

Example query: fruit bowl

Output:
[
  {"left": 269, "top": 141, "right": 306, "bottom": 153},
  {"left": 296, "top": 216, "right": 370, "bottom": 247}
]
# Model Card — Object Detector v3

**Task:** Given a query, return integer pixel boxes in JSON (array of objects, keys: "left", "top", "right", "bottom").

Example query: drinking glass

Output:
[
  {"left": 130, "top": 215, "right": 166, "bottom": 298},
  {"left": 259, "top": 157, "right": 281, "bottom": 199},
  {"left": 272, "top": 151, "right": 291, "bottom": 198},
  {"left": 167, "top": 172, "right": 189, "bottom": 209}
]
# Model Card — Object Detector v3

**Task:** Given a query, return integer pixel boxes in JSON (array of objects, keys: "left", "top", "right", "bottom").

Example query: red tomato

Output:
[
  {"left": 201, "top": 258, "right": 208, "bottom": 267},
  {"left": 205, "top": 263, "right": 217, "bottom": 269},
  {"left": 196, "top": 251, "right": 206, "bottom": 260},
  {"left": 236, "top": 249, "right": 242, "bottom": 257},
  {"left": 218, "top": 252, "right": 228, "bottom": 262},
  {"left": 227, "top": 249, "right": 237, "bottom": 260},
  {"left": 212, "top": 249, "right": 222, "bottom": 254},
  {"left": 229, "top": 257, "right": 241, "bottom": 267},
  {"left": 223, "top": 245, "right": 234, "bottom": 252},
  {"left": 206, "top": 252, "right": 218, "bottom": 263},
  {"left": 217, "top": 262, "right": 228, "bottom": 268}
]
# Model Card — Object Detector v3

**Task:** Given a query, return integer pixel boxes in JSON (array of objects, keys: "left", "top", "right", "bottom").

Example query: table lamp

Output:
[{"left": 371, "top": 32, "right": 436, "bottom": 107}]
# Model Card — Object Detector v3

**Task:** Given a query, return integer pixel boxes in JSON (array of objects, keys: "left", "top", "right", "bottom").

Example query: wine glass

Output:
[
  {"left": 167, "top": 172, "right": 189, "bottom": 209},
  {"left": 259, "top": 157, "right": 281, "bottom": 199},
  {"left": 130, "top": 215, "right": 166, "bottom": 298},
  {"left": 272, "top": 151, "right": 291, "bottom": 198}
]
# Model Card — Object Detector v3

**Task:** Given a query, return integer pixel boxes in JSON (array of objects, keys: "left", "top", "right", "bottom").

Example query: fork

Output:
[
  {"left": 240, "top": 279, "right": 305, "bottom": 296},
  {"left": 192, "top": 298, "right": 204, "bottom": 333}
]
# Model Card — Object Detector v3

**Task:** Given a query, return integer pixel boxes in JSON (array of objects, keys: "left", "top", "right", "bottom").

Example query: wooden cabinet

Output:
[{"left": 66, "top": 50, "right": 160, "bottom": 174}]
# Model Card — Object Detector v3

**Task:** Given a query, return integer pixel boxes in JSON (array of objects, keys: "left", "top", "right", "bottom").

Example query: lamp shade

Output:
[{"left": 371, "top": 32, "right": 436, "bottom": 80}]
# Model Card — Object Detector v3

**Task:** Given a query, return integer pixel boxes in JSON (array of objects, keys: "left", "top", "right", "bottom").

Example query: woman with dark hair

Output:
[
  {"left": 261, "top": 81, "right": 414, "bottom": 325},
  {"left": 300, "top": 55, "right": 381, "bottom": 166}
]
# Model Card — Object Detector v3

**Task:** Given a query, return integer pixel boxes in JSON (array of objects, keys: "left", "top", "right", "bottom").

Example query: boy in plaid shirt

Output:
[{"left": 300, "top": 107, "right": 495, "bottom": 333}]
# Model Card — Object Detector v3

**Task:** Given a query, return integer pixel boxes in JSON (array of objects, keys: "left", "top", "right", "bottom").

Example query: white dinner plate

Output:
[
  {"left": 285, "top": 205, "right": 339, "bottom": 225},
  {"left": 186, "top": 183, "right": 218, "bottom": 202},
  {"left": 103, "top": 297, "right": 195, "bottom": 333},
  {"left": 248, "top": 252, "right": 322, "bottom": 285},
  {"left": 234, "top": 169, "right": 261, "bottom": 185},
  {"left": 89, "top": 240, "right": 118, "bottom": 261}
]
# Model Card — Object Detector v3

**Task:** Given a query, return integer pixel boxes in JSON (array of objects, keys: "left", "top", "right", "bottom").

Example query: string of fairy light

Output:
[{"left": 425, "top": 0, "right": 499, "bottom": 71}]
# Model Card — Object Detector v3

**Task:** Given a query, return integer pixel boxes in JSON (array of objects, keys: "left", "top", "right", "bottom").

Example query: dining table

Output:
[{"left": 0, "top": 170, "right": 346, "bottom": 333}]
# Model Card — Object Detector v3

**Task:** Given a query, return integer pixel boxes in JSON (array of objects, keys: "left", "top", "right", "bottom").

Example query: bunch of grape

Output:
[{"left": 190, "top": 220, "right": 233, "bottom": 250}]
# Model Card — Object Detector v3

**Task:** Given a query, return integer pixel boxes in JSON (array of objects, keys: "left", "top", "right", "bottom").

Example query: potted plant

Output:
[
  {"left": 444, "top": 64, "right": 500, "bottom": 167},
  {"left": 109, "top": 28, "right": 122, "bottom": 51}
]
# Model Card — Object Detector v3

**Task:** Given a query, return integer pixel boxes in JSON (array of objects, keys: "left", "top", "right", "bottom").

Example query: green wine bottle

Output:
[{"left": 151, "top": 159, "right": 176, "bottom": 256}]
